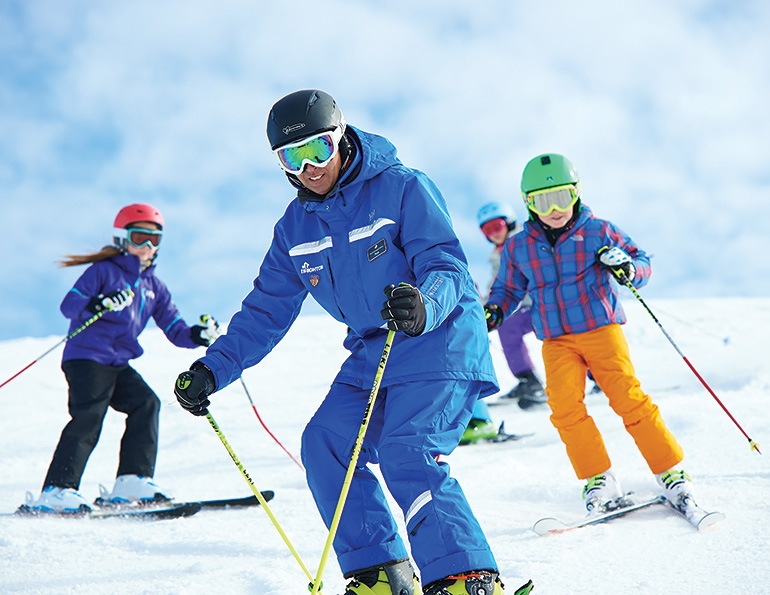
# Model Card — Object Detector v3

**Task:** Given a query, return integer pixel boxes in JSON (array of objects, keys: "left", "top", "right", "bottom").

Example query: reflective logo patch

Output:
[
  {"left": 367, "top": 238, "right": 388, "bottom": 262},
  {"left": 301, "top": 262, "right": 324, "bottom": 274},
  {"left": 176, "top": 374, "right": 192, "bottom": 390}
]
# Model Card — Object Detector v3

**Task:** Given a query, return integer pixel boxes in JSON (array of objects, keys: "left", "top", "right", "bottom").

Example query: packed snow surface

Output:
[{"left": 1, "top": 298, "right": 768, "bottom": 594}]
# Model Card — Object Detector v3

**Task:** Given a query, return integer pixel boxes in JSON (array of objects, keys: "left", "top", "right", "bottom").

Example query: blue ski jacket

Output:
[
  {"left": 61, "top": 253, "right": 201, "bottom": 366},
  {"left": 487, "top": 205, "right": 651, "bottom": 340},
  {"left": 198, "top": 126, "right": 498, "bottom": 396}
]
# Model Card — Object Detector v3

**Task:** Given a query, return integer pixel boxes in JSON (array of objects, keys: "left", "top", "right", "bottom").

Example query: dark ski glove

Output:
[
  {"left": 86, "top": 288, "right": 134, "bottom": 314},
  {"left": 484, "top": 303, "right": 504, "bottom": 332},
  {"left": 174, "top": 362, "right": 216, "bottom": 416},
  {"left": 597, "top": 246, "right": 636, "bottom": 281},
  {"left": 380, "top": 283, "right": 426, "bottom": 336}
]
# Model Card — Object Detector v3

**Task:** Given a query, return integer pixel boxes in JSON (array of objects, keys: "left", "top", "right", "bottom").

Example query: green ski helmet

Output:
[{"left": 520, "top": 153, "right": 581, "bottom": 219}]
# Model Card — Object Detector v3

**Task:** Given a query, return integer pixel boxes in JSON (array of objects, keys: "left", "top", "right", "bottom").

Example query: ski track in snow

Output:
[{"left": 1, "top": 297, "right": 768, "bottom": 594}]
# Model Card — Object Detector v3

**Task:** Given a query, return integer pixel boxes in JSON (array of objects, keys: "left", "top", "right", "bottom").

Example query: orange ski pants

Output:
[{"left": 542, "top": 324, "right": 684, "bottom": 479}]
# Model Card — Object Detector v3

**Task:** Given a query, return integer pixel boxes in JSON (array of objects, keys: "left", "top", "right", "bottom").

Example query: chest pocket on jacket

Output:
[{"left": 289, "top": 236, "right": 332, "bottom": 284}]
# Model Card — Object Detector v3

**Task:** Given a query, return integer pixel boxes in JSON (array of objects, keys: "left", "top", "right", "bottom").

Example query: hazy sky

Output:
[{"left": 1, "top": 0, "right": 768, "bottom": 341}]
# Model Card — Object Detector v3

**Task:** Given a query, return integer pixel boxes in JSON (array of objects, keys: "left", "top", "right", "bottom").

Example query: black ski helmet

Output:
[{"left": 266, "top": 89, "right": 345, "bottom": 151}]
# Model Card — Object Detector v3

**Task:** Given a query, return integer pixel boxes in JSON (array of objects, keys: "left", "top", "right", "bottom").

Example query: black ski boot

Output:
[{"left": 508, "top": 370, "right": 546, "bottom": 410}]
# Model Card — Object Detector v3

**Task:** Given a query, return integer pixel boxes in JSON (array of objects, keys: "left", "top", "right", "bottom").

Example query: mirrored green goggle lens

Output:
[{"left": 275, "top": 132, "right": 337, "bottom": 174}]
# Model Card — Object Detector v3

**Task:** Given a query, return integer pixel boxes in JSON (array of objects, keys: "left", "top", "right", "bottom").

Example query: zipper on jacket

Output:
[{"left": 541, "top": 242, "right": 569, "bottom": 336}]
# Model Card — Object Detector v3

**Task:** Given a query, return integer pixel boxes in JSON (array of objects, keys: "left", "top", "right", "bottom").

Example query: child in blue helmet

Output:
[{"left": 476, "top": 201, "right": 546, "bottom": 409}]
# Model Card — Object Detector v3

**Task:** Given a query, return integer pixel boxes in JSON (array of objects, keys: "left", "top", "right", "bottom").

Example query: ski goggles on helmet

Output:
[
  {"left": 480, "top": 217, "right": 508, "bottom": 239},
  {"left": 524, "top": 184, "right": 580, "bottom": 217},
  {"left": 273, "top": 127, "right": 344, "bottom": 175},
  {"left": 114, "top": 227, "right": 163, "bottom": 249}
]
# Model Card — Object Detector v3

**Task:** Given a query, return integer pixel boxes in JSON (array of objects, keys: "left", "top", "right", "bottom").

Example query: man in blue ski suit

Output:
[{"left": 174, "top": 90, "right": 529, "bottom": 595}]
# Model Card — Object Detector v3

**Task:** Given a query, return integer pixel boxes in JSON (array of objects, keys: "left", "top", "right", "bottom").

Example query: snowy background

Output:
[
  {"left": 2, "top": 0, "right": 770, "bottom": 341},
  {"left": 0, "top": 296, "right": 768, "bottom": 594}
]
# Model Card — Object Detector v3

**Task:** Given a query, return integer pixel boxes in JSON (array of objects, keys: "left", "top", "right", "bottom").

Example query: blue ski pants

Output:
[{"left": 301, "top": 379, "right": 497, "bottom": 585}]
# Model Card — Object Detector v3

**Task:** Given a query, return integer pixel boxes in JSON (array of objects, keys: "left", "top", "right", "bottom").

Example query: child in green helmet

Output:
[{"left": 485, "top": 153, "right": 695, "bottom": 515}]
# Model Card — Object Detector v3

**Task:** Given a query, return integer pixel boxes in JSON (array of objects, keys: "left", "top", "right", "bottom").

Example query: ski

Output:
[
  {"left": 7, "top": 490, "right": 275, "bottom": 521},
  {"left": 491, "top": 421, "right": 534, "bottom": 443},
  {"left": 196, "top": 490, "right": 275, "bottom": 509},
  {"left": 534, "top": 492, "right": 724, "bottom": 535},
  {"left": 12, "top": 500, "right": 201, "bottom": 521},
  {"left": 663, "top": 493, "right": 725, "bottom": 530},
  {"left": 93, "top": 490, "right": 276, "bottom": 512},
  {"left": 533, "top": 495, "right": 666, "bottom": 535}
]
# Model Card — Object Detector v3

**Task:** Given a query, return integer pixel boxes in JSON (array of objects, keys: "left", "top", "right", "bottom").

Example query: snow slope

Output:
[{"left": 1, "top": 297, "right": 768, "bottom": 594}]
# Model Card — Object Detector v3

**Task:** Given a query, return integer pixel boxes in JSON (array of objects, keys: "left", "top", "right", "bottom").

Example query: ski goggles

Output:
[
  {"left": 273, "top": 127, "right": 344, "bottom": 175},
  {"left": 480, "top": 218, "right": 508, "bottom": 239},
  {"left": 524, "top": 184, "right": 580, "bottom": 217},
  {"left": 115, "top": 227, "right": 163, "bottom": 249}
]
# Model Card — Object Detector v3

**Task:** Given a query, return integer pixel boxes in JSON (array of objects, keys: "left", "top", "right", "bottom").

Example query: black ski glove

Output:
[
  {"left": 597, "top": 246, "right": 636, "bottom": 282},
  {"left": 484, "top": 303, "right": 504, "bottom": 332},
  {"left": 174, "top": 362, "right": 216, "bottom": 416},
  {"left": 380, "top": 283, "right": 426, "bottom": 336}
]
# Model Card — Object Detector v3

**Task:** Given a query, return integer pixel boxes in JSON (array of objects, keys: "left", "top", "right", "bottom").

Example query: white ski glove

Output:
[
  {"left": 190, "top": 314, "right": 220, "bottom": 347},
  {"left": 87, "top": 288, "right": 134, "bottom": 314},
  {"left": 597, "top": 246, "right": 636, "bottom": 281}
]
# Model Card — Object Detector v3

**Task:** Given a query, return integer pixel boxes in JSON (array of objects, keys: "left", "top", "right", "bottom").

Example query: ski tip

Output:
[
  {"left": 697, "top": 511, "right": 725, "bottom": 531},
  {"left": 533, "top": 517, "right": 568, "bottom": 536}
]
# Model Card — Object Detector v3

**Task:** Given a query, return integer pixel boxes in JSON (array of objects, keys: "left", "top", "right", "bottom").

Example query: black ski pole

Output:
[{"left": 615, "top": 271, "right": 760, "bottom": 454}]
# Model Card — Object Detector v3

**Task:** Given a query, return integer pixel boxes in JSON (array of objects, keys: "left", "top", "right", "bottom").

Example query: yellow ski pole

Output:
[
  {"left": 310, "top": 330, "right": 396, "bottom": 595},
  {"left": 205, "top": 412, "right": 323, "bottom": 593},
  {"left": 199, "top": 315, "right": 304, "bottom": 471}
]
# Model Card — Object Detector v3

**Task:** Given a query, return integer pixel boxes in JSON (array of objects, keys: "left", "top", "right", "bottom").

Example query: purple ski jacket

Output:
[
  {"left": 60, "top": 253, "right": 200, "bottom": 366},
  {"left": 487, "top": 205, "right": 651, "bottom": 340}
]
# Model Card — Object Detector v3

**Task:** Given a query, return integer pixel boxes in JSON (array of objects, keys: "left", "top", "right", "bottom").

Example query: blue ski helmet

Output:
[{"left": 476, "top": 201, "right": 516, "bottom": 228}]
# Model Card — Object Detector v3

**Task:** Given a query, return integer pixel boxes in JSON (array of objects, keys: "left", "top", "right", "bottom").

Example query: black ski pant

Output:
[{"left": 43, "top": 359, "right": 161, "bottom": 490}]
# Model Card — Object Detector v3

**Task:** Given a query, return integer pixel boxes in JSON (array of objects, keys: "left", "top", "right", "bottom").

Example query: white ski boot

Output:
[
  {"left": 30, "top": 486, "right": 92, "bottom": 514},
  {"left": 103, "top": 475, "right": 171, "bottom": 505},
  {"left": 656, "top": 468, "right": 693, "bottom": 505},
  {"left": 583, "top": 470, "right": 627, "bottom": 514}
]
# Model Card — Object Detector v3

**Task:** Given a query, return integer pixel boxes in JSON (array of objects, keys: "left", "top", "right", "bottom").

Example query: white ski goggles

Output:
[
  {"left": 524, "top": 184, "right": 580, "bottom": 217},
  {"left": 273, "top": 127, "right": 344, "bottom": 175}
]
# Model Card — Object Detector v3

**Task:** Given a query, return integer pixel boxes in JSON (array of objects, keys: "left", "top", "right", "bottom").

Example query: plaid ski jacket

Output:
[{"left": 487, "top": 205, "right": 651, "bottom": 340}]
